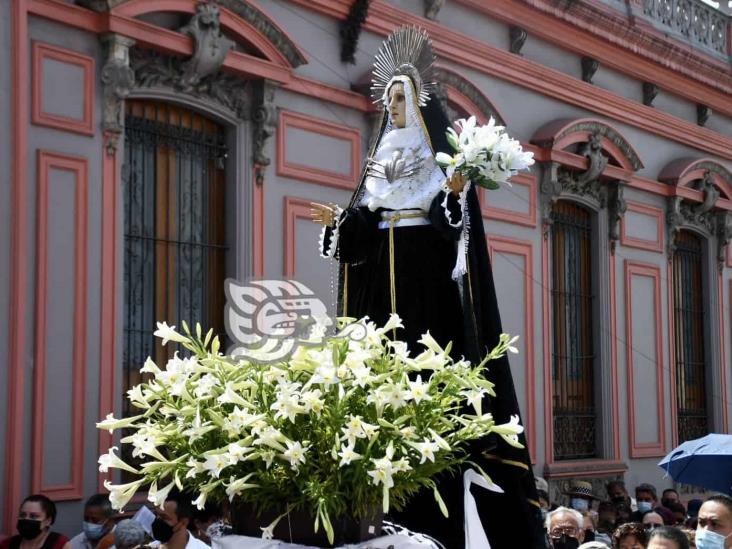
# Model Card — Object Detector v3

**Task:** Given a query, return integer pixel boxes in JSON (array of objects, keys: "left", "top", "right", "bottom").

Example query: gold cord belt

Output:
[{"left": 383, "top": 211, "right": 428, "bottom": 315}]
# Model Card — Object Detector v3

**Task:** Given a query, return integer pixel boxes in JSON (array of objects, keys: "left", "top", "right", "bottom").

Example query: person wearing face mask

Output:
[
  {"left": 547, "top": 506, "right": 585, "bottom": 549},
  {"left": 149, "top": 490, "right": 209, "bottom": 549},
  {"left": 607, "top": 481, "right": 638, "bottom": 513},
  {"left": 70, "top": 495, "right": 116, "bottom": 549},
  {"left": 695, "top": 495, "right": 732, "bottom": 549},
  {"left": 565, "top": 481, "right": 600, "bottom": 513},
  {"left": 662, "top": 490, "right": 681, "bottom": 509},
  {"left": 636, "top": 484, "right": 660, "bottom": 515},
  {"left": 0, "top": 494, "right": 71, "bottom": 549}
]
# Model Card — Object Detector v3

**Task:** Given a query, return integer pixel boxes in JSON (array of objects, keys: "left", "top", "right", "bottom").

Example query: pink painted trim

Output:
[
  {"left": 668, "top": 262, "right": 679, "bottom": 450},
  {"left": 283, "top": 196, "right": 314, "bottom": 277},
  {"left": 480, "top": 173, "right": 537, "bottom": 228},
  {"left": 541, "top": 236, "right": 553, "bottom": 464},
  {"left": 277, "top": 110, "right": 361, "bottom": 191},
  {"left": 28, "top": 0, "right": 104, "bottom": 31},
  {"left": 283, "top": 76, "right": 372, "bottom": 112},
  {"left": 32, "top": 151, "right": 87, "bottom": 501},
  {"left": 451, "top": 0, "right": 732, "bottom": 115},
  {"left": 532, "top": 118, "right": 643, "bottom": 171},
  {"left": 253, "top": 167, "right": 265, "bottom": 278},
  {"left": 719, "top": 274, "right": 729, "bottom": 432},
  {"left": 609, "top": 253, "right": 620, "bottom": 461},
  {"left": 31, "top": 41, "right": 95, "bottom": 136},
  {"left": 113, "top": 0, "right": 307, "bottom": 68},
  {"left": 659, "top": 157, "right": 732, "bottom": 201},
  {"left": 4, "top": 0, "right": 29, "bottom": 535},
  {"left": 97, "top": 136, "right": 118, "bottom": 492},
  {"left": 624, "top": 260, "right": 666, "bottom": 458},
  {"left": 286, "top": 0, "right": 732, "bottom": 160},
  {"left": 543, "top": 459, "right": 628, "bottom": 479},
  {"left": 620, "top": 201, "right": 665, "bottom": 254},
  {"left": 487, "top": 235, "right": 536, "bottom": 464}
]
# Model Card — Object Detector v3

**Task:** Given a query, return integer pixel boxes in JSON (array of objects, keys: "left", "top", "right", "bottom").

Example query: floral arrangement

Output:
[
  {"left": 97, "top": 315, "right": 523, "bottom": 545},
  {"left": 436, "top": 115, "right": 535, "bottom": 190}
]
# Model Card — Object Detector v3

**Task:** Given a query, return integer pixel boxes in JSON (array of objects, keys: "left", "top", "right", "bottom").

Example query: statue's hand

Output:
[
  {"left": 447, "top": 171, "right": 466, "bottom": 195},
  {"left": 310, "top": 202, "right": 338, "bottom": 226}
]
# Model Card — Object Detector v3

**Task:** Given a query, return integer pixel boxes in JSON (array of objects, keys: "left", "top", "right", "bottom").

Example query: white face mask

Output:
[
  {"left": 570, "top": 498, "right": 589, "bottom": 511},
  {"left": 696, "top": 528, "right": 732, "bottom": 549}
]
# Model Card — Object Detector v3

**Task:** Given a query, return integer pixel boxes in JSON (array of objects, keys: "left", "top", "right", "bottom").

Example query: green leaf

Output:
[{"left": 433, "top": 485, "right": 449, "bottom": 518}]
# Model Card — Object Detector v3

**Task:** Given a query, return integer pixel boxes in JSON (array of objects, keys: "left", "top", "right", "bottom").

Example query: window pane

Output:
[
  {"left": 122, "top": 100, "right": 228, "bottom": 419},
  {"left": 673, "top": 230, "right": 708, "bottom": 443},
  {"left": 551, "top": 201, "right": 596, "bottom": 460}
]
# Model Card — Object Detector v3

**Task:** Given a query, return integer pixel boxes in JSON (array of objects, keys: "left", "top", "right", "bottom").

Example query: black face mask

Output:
[
  {"left": 17, "top": 519, "right": 43, "bottom": 540},
  {"left": 552, "top": 534, "right": 580, "bottom": 549},
  {"left": 584, "top": 529, "right": 596, "bottom": 542},
  {"left": 152, "top": 518, "right": 176, "bottom": 543},
  {"left": 612, "top": 496, "right": 628, "bottom": 505}
]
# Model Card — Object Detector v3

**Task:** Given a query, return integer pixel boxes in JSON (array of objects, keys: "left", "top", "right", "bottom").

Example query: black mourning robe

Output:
[{"left": 320, "top": 98, "right": 544, "bottom": 549}]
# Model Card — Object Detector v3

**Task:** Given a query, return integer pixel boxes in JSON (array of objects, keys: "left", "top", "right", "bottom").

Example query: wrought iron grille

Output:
[
  {"left": 122, "top": 100, "right": 228, "bottom": 418},
  {"left": 673, "top": 230, "right": 708, "bottom": 443},
  {"left": 551, "top": 201, "right": 597, "bottom": 461}
]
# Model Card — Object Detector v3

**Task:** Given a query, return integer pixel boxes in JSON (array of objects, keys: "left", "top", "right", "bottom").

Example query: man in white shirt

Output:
[{"left": 150, "top": 491, "right": 210, "bottom": 549}]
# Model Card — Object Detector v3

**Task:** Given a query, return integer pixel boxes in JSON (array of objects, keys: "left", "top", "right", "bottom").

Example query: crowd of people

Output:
[
  {"left": 538, "top": 479, "right": 732, "bottom": 549},
  {"left": 2, "top": 481, "right": 731, "bottom": 549},
  {"left": 0, "top": 492, "right": 224, "bottom": 549}
]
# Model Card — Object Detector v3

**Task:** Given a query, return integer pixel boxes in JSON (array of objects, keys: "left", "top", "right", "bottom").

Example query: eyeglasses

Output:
[
  {"left": 644, "top": 523, "right": 662, "bottom": 530},
  {"left": 550, "top": 526, "right": 579, "bottom": 538}
]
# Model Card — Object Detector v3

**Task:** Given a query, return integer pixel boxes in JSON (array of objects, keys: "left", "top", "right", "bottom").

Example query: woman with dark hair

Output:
[
  {"left": 614, "top": 522, "right": 649, "bottom": 549},
  {"left": 311, "top": 25, "right": 542, "bottom": 549},
  {"left": 0, "top": 494, "right": 71, "bottom": 549},
  {"left": 647, "top": 526, "right": 690, "bottom": 549}
]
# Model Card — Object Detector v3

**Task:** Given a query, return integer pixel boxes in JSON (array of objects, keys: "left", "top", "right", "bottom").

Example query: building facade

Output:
[{"left": 1, "top": 0, "right": 731, "bottom": 536}]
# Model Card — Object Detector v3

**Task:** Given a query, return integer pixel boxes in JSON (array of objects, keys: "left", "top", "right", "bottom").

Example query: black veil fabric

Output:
[{"left": 337, "top": 93, "right": 545, "bottom": 547}]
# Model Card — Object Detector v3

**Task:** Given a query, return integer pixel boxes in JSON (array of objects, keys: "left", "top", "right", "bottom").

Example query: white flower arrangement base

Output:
[{"left": 212, "top": 533, "right": 438, "bottom": 549}]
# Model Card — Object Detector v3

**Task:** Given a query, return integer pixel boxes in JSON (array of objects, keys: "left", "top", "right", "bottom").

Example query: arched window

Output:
[
  {"left": 122, "top": 100, "right": 228, "bottom": 417},
  {"left": 550, "top": 200, "right": 597, "bottom": 460},
  {"left": 672, "top": 230, "right": 708, "bottom": 443}
]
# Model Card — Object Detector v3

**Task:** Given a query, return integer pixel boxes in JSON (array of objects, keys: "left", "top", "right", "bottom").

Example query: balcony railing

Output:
[{"left": 640, "top": 0, "right": 729, "bottom": 55}]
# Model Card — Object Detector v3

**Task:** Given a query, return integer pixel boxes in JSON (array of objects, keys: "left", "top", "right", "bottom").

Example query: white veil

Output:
[{"left": 360, "top": 76, "right": 446, "bottom": 212}]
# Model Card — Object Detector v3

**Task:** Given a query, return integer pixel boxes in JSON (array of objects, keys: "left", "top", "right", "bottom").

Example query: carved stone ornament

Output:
[
  {"left": 581, "top": 56, "right": 599, "bottom": 84},
  {"left": 539, "top": 132, "right": 623, "bottom": 241},
  {"left": 101, "top": 34, "right": 136, "bottom": 155},
  {"left": 130, "top": 48, "right": 252, "bottom": 120},
  {"left": 697, "top": 104, "right": 711, "bottom": 127},
  {"left": 251, "top": 79, "right": 278, "bottom": 184},
  {"left": 642, "top": 82, "right": 659, "bottom": 107},
  {"left": 179, "top": 3, "right": 234, "bottom": 91},
  {"left": 608, "top": 184, "right": 627, "bottom": 254},
  {"left": 424, "top": 0, "right": 446, "bottom": 20},
  {"left": 540, "top": 162, "right": 609, "bottom": 239},
  {"left": 717, "top": 212, "right": 732, "bottom": 270},
  {"left": 509, "top": 26, "right": 528, "bottom": 56},
  {"left": 666, "top": 171, "right": 720, "bottom": 258}
]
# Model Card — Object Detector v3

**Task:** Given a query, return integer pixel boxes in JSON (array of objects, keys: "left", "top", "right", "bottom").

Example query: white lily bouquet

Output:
[
  {"left": 97, "top": 316, "right": 523, "bottom": 546},
  {"left": 436, "top": 116, "right": 535, "bottom": 190}
]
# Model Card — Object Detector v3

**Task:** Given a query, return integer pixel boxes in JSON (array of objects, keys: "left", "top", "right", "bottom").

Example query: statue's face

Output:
[{"left": 388, "top": 82, "right": 407, "bottom": 128}]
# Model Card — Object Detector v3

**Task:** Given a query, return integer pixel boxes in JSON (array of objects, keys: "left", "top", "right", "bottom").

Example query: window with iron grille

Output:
[
  {"left": 122, "top": 100, "right": 228, "bottom": 420},
  {"left": 672, "top": 230, "right": 708, "bottom": 444},
  {"left": 551, "top": 200, "right": 597, "bottom": 460}
]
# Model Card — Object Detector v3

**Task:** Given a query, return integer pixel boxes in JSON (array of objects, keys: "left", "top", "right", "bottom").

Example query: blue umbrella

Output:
[{"left": 658, "top": 434, "right": 732, "bottom": 495}]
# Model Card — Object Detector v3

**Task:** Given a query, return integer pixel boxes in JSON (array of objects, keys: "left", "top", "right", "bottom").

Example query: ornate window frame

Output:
[{"left": 532, "top": 118, "right": 644, "bottom": 472}]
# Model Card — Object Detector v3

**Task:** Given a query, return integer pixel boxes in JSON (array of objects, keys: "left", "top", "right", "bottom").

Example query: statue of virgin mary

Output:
[{"left": 312, "top": 27, "right": 544, "bottom": 549}]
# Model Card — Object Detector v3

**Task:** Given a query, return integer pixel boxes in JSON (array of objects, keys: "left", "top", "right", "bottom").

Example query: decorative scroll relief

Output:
[{"left": 538, "top": 132, "right": 626, "bottom": 251}]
